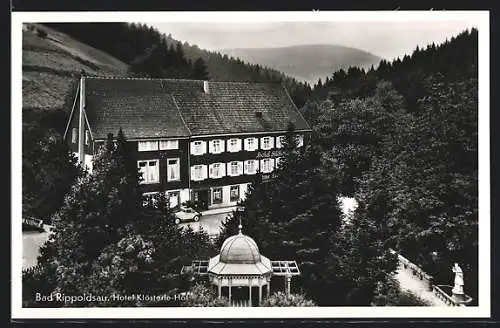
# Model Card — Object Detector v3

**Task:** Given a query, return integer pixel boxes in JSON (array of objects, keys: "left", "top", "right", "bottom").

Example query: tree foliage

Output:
[
  {"left": 308, "top": 28, "right": 478, "bottom": 301},
  {"left": 23, "top": 130, "right": 216, "bottom": 307},
  {"left": 181, "top": 282, "right": 229, "bottom": 307},
  {"left": 261, "top": 291, "right": 316, "bottom": 307},
  {"left": 22, "top": 123, "right": 80, "bottom": 223}
]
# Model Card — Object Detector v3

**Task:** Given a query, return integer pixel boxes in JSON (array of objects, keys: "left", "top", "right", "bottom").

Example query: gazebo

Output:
[{"left": 182, "top": 224, "right": 300, "bottom": 307}]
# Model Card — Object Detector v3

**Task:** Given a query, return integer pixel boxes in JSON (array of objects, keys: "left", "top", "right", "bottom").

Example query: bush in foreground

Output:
[{"left": 261, "top": 291, "right": 316, "bottom": 307}]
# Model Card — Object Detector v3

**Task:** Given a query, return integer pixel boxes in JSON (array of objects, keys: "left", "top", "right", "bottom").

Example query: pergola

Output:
[{"left": 181, "top": 224, "right": 300, "bottom": 306}]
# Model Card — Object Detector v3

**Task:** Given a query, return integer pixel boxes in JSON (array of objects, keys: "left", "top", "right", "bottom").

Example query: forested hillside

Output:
[
  {"left": 220, "top": 44, "right": 381, "bottom": 86},
  {"left": 44, "top": 23, "right": 313, "bottom": 108},
  {"left": 303, "top": 28, "right": 479, "bottom": 302}
]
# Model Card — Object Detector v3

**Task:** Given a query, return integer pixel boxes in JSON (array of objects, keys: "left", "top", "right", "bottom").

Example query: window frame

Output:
[
  {"left": 213, "top": 163, "right": 221, "bottom": 178},
  {"left": 212, "top": 187, "right": 223, "bottom": 204},
  {"left": 193, "top": 164, "right": 204, "bottom": 181},
  {"left": 167, "top": 190, "right": 180, "bottom": 209},
  {"left": 261, "top": 136, "right": 274, "bottom": 150},
  {"left": 212, "top": 139, "right": 223, "bottom": 154},
  {"left": 230, "top": 161, "right": 239, "bottom": 176},
  {"left": 160, "top": 139, "right": 179, "bottom": 150},
  {"left": 230, "top": 185, "right": 240, "bottom": 202},
  {"left": 245, "top": 159, "right": 258, "bottom": 175},
  {"left": 138, "top": 159, "right": 160, "bottom": 184},
  {"left": 166, "top": 157, "right": 181, "bottom": 182},
  {"left": 245, "top": 137, "right": 258, "bottom": 151},
  {"left": 138, "top": 140, "right": 159, "bottom": 152},
  {"left": 276, "top": 135, "right": 285, "bottom": 148},
  {"left": 261, "top": 158, "right": 274, "bottom": 173},
  {"left": 193, "top": 140, "right": 204, "bottom": 155}
]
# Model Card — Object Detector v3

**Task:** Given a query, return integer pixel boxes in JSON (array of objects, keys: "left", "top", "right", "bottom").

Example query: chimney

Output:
[{"left": 203, "top": 80, "right": 209, "bottom": 94}]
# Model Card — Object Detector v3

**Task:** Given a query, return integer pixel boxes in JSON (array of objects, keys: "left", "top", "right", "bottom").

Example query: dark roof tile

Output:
[{"left": 84, "top": 77, "right": 310, "bottom": 139}]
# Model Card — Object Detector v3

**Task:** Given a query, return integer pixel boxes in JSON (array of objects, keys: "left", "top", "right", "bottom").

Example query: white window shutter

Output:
[
  {"left": 202, "top": 141, "right": 207, "bottom": 154},
  {"left": 220, "top": 162, "right": 226, "bottom": 177},
  {"left": 191, "top": 166, "right": 196, "bottom": 180},
  {"left": 260, "top": 137, "right": 265, "bottom": 149},
  {"left": 269, "top": 138, "right": 274, "bottom": 149},
  {"left": 270, "top": 158, "right": 275, "bottom": 171},
  {"left": 209, "top": 141, "right": 214, "bottom": 154},
  {"left": 238, "top": 161, "right": 243, "bottom": 175},
  {"left": 220, "top": 140, "right": 225, "bottom": 153},
  {"left": 226, "top": 162, "right": 232, "bottom": 176},
  {"left": 202, "top": 165, "right": 207, "bottom": 179}
]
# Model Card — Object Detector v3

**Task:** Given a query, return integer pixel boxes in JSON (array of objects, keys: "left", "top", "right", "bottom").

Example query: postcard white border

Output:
[{"left": 11, "top": 10, "right": 490, "bottom": 319}]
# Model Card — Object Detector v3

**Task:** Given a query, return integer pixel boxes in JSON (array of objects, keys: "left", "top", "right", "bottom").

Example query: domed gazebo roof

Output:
[
  {"left": 219, "top": 231, "right": 261, "bottom": 264},
  {"left": 207, "top": 225, "right": 272, "bottom": 277}
]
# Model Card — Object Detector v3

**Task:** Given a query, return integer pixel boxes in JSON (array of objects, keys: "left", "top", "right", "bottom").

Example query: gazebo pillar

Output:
[
  {"left": 217, "top": 279, "right": 222, "bottom": 298},
  {"left": 228, "top": 277, "right": 232, "bottom": 303},
  {"left": 248, "top": 277, "right": 252, "bottom": 306},
  {"left": 258, "top": 279, "right": 263, "bottom": 305},
  {"left": 267, "top": 276, "right": 271, "bottom": 297}
]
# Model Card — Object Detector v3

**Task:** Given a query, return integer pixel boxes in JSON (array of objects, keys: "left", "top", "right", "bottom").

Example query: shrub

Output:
[
  {"left": 261, "top": 291, "right": 316, "bottom": 307},
  {"left": 371, "top": 277, "right": 431, "bottom": 306},
  {"left": 181, "top": 282, "right": 229, "bottom": 307}
]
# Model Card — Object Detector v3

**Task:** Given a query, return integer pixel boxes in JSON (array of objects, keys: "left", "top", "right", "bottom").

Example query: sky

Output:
[{"left": 149, "top": 20, "right": 478, "bottom": 61}]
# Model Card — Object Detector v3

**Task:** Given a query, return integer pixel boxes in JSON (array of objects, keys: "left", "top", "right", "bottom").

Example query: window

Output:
[
  {"left": 210, "top": 139, "right": 224, "bottom": 154},
  {"left": 192, "top": 140, "right": 206, "bottom": 155},
  {"left": 230, "top": 185, "right": 240, "bottom": 202},
  {"left": 209, "top": 163, "right": 225, "bottom": 179},
  {"left": 231, "top": 162, "right": 239, "bottom": 176},
  {"left": 212, "top": 187, "right": 223, "bottom": 204},
  {"left": 296, "top": 135, "right": 304, "bottom": 147},
  {"left": 244, "top": 138, "right": 258, "bottom": 151},
  {"left": 244, "top": 160, "right": 258, "bottom": 175},
  {"left": 261, "top": 136, "right": 274, "bottom": 150},
  {"left": 167, "top": 191, "right": 180, "bottom": 209},
  {"left": 160, "top": 140, "right": 179, "bottom": 150},
  {"left": 228, "top": 161, "right": 243, "bottom": 176},
  {"left": 275, "top": 156, "right": 282, "bottom": 168},
  {"left": 85, "top": 130, "right": 90, "bottom": 145},
  {"left": 138, "top": 160, "right": 159, "bottom": 184},
  {"left": 138, "top": 141, "right": 158, "bottom": 152},
  {"left": 167, "top": 158, "right": 180, "bottom": 181},
  {"left": 71, "top": 128, "right": 78, "bottom": 143},
  {"left": 261, "top": 158, "right": 274, "bottom": 173},
  {"left": 192, "top": 165, "right": 207, "bottom": 181},
  {"left": 228, "top": 138, "right": 241, "bottom": 152},
  {"left": 276, "top": 136, "right": 285, "bottom": 148}
]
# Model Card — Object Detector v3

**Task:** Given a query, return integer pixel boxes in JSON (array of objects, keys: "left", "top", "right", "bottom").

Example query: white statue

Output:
[{"left": 452, "top": 262, "right": 464, "bottom": 295}]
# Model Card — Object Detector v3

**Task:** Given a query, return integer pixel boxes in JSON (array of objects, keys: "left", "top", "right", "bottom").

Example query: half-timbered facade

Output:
[{"left": 64, "top": 76, "right": 311, "bottom": 209}]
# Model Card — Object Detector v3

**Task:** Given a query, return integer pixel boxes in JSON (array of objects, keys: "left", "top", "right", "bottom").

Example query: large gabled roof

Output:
[{"left": 83, "top": 76, "right": 311, "bottom": 140}]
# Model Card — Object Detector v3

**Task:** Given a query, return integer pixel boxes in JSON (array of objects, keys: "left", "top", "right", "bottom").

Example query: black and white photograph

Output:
[{"left": 12, "top": 11, "right": 490, "bottom": 319}]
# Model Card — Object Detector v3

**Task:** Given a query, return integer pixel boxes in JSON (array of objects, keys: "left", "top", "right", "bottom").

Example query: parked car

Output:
[{"left": 173, "top": 206, "right": 202, "bottom": 224}]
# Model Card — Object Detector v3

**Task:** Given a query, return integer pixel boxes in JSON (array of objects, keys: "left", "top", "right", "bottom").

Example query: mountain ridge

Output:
[{"left": 218, "top": 44, "right": 382, "bottom": 86}]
